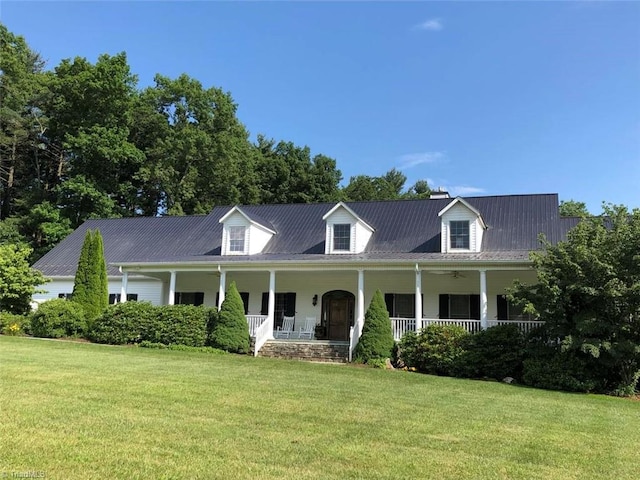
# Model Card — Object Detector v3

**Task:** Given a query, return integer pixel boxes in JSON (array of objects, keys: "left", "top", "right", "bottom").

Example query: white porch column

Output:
[
  {"left": 479, "top": 269, "right": 488, "bottom": 329},
  {"left": 218, "top": 269, "right": 226, "bottom": 311},
  {"left": 415, "top": 265, "right": 422, "bottom": 332},
  {"left": 168, "top": 270, "right": 176, "bottom": 305},
  {"left": 267, "top": 270, "right": 276, "bottom": 339},
  {"left": 356, "top": 269, "right": 365, "bottom": 337},
  {"left": 120, "top": 271, "right": 129, "bottom": 303}
]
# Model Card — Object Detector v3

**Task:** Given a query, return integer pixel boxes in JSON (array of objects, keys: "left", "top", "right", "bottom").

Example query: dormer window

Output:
[
  {"left": 333, "top": 224, "right": 351, "bottom": 251},
  {"left": 229, "top": 226, "right": 246, "bottom": 253},
  {"left": 450, "top": 221, "right": 470, "bottom": 249}
]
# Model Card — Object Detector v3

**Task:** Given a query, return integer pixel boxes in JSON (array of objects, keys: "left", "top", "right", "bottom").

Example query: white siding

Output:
[
  {"left": 32, "top": 276, "right": 163, "bottom": 307},
  {"left": 324, "top": 207, "right": 371, "bottom": 254},
  {"left": 221, "top": 211, "right": 273, "bottom": 255},
  {"left": 440, "top": 203, "right": 484, "bottom": 253}
]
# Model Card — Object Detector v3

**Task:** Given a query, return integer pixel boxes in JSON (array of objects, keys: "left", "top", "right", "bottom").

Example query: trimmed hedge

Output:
[
  {"left": 89, "top": 301, "right": 154, "bottom": 345},
  {"left": 144, "top": 305, "right": 211, "bottom": 347},
  {"left": 398, "top": 324, "right": 469, "bottom": 376},
  {"left": 454, "top": 324, "right": 525, "bottom": 380},
  {"left": 30, "top": 299, "right": 86, "bottom": 338},
  {"left": 353, "top": 289, "right": 395, "bottom": 363}
]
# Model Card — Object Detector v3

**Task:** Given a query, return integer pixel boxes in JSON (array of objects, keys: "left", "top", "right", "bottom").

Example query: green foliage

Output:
[
  {"left": 511, "top": 204, "right": 640, "bottom": 395},
  {"left": 143, "top": 305, "right": 210, "bottom": 347},
  {"left": 559, "top": 199, "right": 589, "bottom": 217},
  {"left": 18, "top": 202, "right": 72, "bottom": 261},
  {"left": 209, "top": 282, "right": 250, "bottom": 353},
  {"left": 89, "top": 301, "right": 155, "bottom": 344},
  {"left": 0, "top": 312, "right": 30, "bottom": 335},
  {"left": 454, "top": 324, "right": 525, "bottom": 380},
  {"left": 353, "top": 290, "right": 395, "bottom": 363},
  {"left": 30, "top": 299, "right": 86, "bottom": 338},
  {"left": 0, "top": 243, "right": 46, "bottom": 314},
  {"left": 522, "top": 349, "right": 600, "bottom": 393},
  {"left": 72, "top": 229, "right": 108, "bottom": 323},
  {"left": 398, "top": 324, "right": 469, "bottom": 376}
]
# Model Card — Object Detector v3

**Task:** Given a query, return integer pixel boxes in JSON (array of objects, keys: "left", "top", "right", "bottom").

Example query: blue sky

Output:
[{"left": 2, "top": 1, "right": 639, "bottom": 213}]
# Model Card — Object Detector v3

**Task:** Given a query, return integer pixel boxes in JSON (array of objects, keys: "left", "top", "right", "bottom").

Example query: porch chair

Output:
[
  {"left": 275, "top": 316, "right": 295, "bottom": 339},
  {"left": 298, "top": 316, "right": 316, "bottom": 340}
]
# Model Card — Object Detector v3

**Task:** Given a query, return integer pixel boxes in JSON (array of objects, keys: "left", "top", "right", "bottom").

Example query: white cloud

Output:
[
  {"left": 398, "top": 152, "right": 445, "bottom": 170},
  {"left": 415, "top": 18, "right": 443, "bottom": 31}
]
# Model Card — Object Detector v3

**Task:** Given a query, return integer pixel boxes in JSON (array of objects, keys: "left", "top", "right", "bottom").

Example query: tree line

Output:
[{"left": 0, "top": 24, "right": 431, "bottom": 261}]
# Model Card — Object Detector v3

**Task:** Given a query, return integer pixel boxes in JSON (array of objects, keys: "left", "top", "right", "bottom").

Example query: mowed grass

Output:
[{"left": 1, "top": 337, "right": 638, "bottom": 480}]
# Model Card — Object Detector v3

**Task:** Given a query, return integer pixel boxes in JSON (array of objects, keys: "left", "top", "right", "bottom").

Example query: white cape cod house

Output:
[{"left": 33, "top": 193, "right": 579, "bottom": 358}]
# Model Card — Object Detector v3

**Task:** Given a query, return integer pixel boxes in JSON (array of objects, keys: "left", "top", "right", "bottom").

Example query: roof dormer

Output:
[
  {"left": 438, "top": 197, "right": 487, "bottom": 253},
  {"left": 219, "top": 206, "right": 276, "bottom": 255},
  {"left": 322, "top": 202, "right": 374, "bottom": 254}
]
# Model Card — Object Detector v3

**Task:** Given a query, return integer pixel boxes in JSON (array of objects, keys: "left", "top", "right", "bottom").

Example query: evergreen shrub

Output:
[
  {"left": 143, "top": 305, "right": 209, "bottom": 347},
  {"left": 209, "top": 282, "right": 250, "bottom": 353},
  {"left": 353, "top": 289, "right": 395, "bottom": 363},
  {"left": 398, "top": 324, "right": 468, "bottom": 376},
  {"left": 89, "top": 301, "right": 154, "bottom": 344},
  {"left": 30, "top": 299, "right": 86, "bottom": 338},
  {"left": 454, "top": 324, "right": 525, "bottom": 380}
]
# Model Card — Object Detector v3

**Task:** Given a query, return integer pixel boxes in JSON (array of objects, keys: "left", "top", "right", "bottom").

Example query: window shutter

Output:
[
  {"left": 260, "top": 292, "right": 268, "bottom": 315},
  {"left": 216, "top": 292, "right": 220, "bottom": 308},
  {"left": 285, "top": 293, "right": 296, "bottom": 317},
  {"left": 384, "top": 294, "right": 394, "bottom": 317},
  {"left": 470, "top": 294, "right": 481, "bottom": 320},
  {"left": 439, "top": 294, "right": 449, "bottom": 319},
  {"left": 497, "top": 295, "right": 508, "bottom": 320},
  {"left": 194, "top": 292, "right": 204, "bottom": 306},
  {"left": 240, "top": 292, "right": 250, "bottom": 314},
  {"left": 174, "top": 292, "right": 180, "bottom": 305}
]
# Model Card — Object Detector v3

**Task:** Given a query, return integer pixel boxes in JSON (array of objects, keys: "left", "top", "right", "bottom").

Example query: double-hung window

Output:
[
  {"left": 333, "top": 224, "right": 351, "bottom": 251},
  {"left": 450, "top": 220, "right": 470, "bottom": 249},
  {"left": 229, "top": 226, "right": 246, "bottom": 253}
]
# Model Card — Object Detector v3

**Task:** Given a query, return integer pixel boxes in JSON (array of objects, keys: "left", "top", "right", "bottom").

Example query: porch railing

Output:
[
  {"left": 487, "top": 319, "right": 545, "bottom": 334},
  {"left": 253, "top": 316, "right": 271, "bottom": 357},
  {"left": 390, "top": 318, "right": 416, "bottom": 341},
  {"left": 390, "top": 317, "right": 544, "bottom": 340},
  {"left": 246, "top": 315, "right": 268, "bottom": 337},
  {"left": 422, "top": 318, "right": 483, "bottom": 333}
]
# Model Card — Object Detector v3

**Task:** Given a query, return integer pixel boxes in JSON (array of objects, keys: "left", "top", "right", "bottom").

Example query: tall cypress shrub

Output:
[
  {"left": 72, "top": 229, "right": 108, "bottom": 322},
  {"left": 353, "top": 289, "right": 395, "bottom": 363},
  {"left": 209, "top": 281, "right": 250, "bottom": 353}
]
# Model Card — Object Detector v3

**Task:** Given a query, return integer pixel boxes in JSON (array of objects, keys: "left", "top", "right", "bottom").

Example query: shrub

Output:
[
  {"left": 90, "top": 301, "right": 154, "bottom": 344},
  {"left": 30, "top": 299, "right": 86, "bottom": 338},
  {"left": 454, "top": 324, "right": 525, "bottom": 380},
  {"left": 522, "top": 349, "right": 599, "bottom": 393},
  {"left": 353, "top": 289, "right": 395, "bottom": 363},
  {"left": 0, "top": 312, "right": 31, "bottom": 335},
  {"left": 143, "top": 305, "right": 209, "bottom": 347},
  {"left": 72, "top": 229, "right": 108, "bottom": 323},
  {"left": 209, "top": 282, "right": 250, "bottom": 353},
  {"left": 398, "top": 324, "right": 469, "bottom": 376}
]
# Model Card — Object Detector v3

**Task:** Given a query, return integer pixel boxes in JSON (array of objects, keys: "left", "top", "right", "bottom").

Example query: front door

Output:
[{"left": 323, "top": 291, "right": 355, "bottom": 341}]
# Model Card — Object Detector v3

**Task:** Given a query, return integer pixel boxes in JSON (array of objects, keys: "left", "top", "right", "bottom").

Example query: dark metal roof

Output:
[{"left": 33, "top": 193, "right": 578, "bottom": 276}]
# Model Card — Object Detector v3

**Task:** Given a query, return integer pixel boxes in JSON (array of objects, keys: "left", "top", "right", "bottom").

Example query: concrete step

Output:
[{"left": 256, "top": 340, "right": 349, "bottom": 363}]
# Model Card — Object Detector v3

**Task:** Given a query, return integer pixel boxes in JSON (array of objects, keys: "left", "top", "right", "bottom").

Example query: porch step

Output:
[{"left": 256, "top": 340, "right": 350, "bottom": 363}]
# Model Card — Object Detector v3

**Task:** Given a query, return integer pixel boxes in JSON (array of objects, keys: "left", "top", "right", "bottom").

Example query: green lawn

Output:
[{"left": 1, "top": 337, "right": 638, "bottom": 479}]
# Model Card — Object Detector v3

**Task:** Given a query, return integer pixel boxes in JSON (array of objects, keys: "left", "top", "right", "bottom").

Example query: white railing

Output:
[
  {"left": 390, "top": 318, "right": 416, "bottom": 341},
  {"left": 422, "top": 318, "right": 483, "bottom": 333},
  {"left": 348, "top": 326, "right": 357, "bottom": 362},
  {"left": 246, "top": 315, "right": 268, "bottom": 337},
  {"left": 487, "top": 320, "right": 545, "bottom": 334},
  {"left": 253, "top": 317, "right": 272, "bottom": 357}
]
